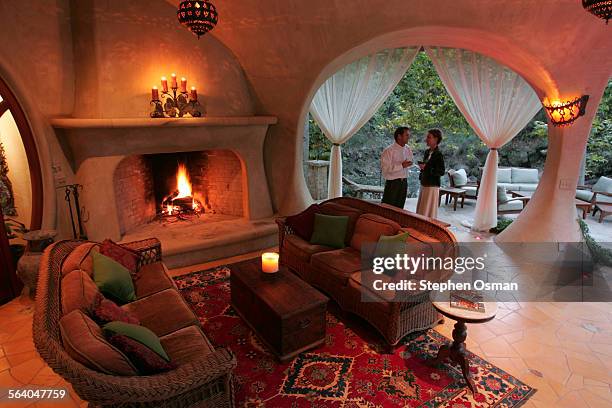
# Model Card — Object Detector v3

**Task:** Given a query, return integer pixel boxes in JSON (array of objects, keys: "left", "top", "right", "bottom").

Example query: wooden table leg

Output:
[
  {"left": 453, "top": 195, "right": 458, "bottom": 211},
  {"left": 429, "top": 320, "right": 476, "bottom": 394},
  {"left": 461, "top": 195, "right": 465, "bottom": 209}
]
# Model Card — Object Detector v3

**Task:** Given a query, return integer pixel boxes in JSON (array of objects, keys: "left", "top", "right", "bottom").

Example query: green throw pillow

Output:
[
  {"left": 374, "top": 232, "right": 411, "bottom": 259},
  {"left": 310, "top": 214, "right": 349, "bottom": 249},
  {"left": 92, "top": 251, "right": 136, "bottom": 304},
  {"left": 103, "top": 321, "right": 169, "bottom": 361}
]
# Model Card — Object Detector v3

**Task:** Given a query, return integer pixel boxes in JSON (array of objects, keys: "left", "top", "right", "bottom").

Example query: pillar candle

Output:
[
  {"left": 151, "top": 86, "right": 159, "bottom": 100},
  {"left": 190, "top": 86, "right": 198, "bottom": 101},
  {"left": 180, "top": 77, "right": 187, "bottom": 93},
  {"left": 261, "top": 252, "right": 279, "bottom": 273},
  {"left": 171, "top": 73, "right": 178, "bottom": 89},
  {"left": 161, "top": 77, "right": 168, "bottom": 92}
]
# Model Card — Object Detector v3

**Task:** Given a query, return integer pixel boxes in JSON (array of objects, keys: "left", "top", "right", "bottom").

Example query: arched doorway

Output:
[{"left": 0, "top": 76, "right": 43, "bottom": 304}]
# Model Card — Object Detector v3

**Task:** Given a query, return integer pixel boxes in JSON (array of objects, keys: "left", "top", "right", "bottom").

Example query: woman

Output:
[{"left": 416, "top": 129, "right": 445, "bottom": 219}]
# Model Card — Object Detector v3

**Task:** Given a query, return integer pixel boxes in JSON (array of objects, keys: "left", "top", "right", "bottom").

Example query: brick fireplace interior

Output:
[{"left": 114, "top": 150, "right": 244, "bottom": 236}]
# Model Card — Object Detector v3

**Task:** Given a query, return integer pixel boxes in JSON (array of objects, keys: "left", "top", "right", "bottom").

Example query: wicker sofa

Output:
[
  {"left": 33, "top": 239, "right": 236, "bottom": 408},
  {"left": 277, "top": 197, "right": 457, "bottom": 347}
]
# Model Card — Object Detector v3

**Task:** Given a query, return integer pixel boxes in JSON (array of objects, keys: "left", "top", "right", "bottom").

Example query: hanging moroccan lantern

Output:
[
  {"left": 582, "top": 0, "right": 612, "bottom": 24},
  {"left": 177, "top": 0, "right": 219, "bottom": 39}
]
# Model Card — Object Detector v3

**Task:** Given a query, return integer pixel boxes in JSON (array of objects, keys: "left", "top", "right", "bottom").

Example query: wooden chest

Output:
[{"left": 230, "top": 259, "right": 328, "bottom": 361}]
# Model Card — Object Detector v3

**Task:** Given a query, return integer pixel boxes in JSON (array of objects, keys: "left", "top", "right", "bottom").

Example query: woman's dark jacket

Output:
[{"left": 420, "top": 147, "right": 445, "bottom": 187}]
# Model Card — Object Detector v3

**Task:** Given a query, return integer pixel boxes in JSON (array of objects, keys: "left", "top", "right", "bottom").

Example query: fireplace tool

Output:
[{"left": 57, "top": 184, "right": 87, "bottom": 240}]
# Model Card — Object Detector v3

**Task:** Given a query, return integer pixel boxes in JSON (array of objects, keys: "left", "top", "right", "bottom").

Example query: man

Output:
[{"left": 381, "top": 127, "right": 413, "bottom": 208}]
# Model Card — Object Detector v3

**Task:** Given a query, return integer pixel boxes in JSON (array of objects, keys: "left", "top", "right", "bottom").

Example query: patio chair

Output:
[
  {"left": 447, "top": 169, "right": 479, "bottom": 200},
  {"left": 342, "top": 176, "right": 384, "bottom": 200},
  {"left": 497, "top": 186, "right": 530, "bottom": 214},
  {"left": 576, "top": 176, "right": 612, "bottom": 218}
]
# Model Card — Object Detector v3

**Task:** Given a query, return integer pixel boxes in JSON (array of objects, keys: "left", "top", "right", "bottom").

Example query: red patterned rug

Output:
[{"left": 174, "top": 266, "right": 535, "bottom": 407}]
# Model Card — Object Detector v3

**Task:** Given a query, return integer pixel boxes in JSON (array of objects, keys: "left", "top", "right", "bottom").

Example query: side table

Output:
[
  {"left": 429, "top": 293, "right": 497, "bottom": 394},
  {"left": 439, "top": 187, "right": 467, "bottom": 211},
  {"left": 16, "top": 252, "right": 43, "bottom": 297}
]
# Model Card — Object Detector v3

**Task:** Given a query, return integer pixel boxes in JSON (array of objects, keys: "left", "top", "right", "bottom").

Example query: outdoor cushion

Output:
[
  {"left": 318, "top": 202, "right": 363, "bottom": 244},
  {"left": 594, "top": 194, "right": 612, "bottom": 204},
  {"left": 135, "top": 262, "right": 175, "bottom": 299},
  {"left": 59, "top": 310, "right": 138, "bottom": 376},
  {"left": 283, "top": 234, "right": 333, "bottom": 262},
  {"left": 511, "top": 168, "right": 539, "bottom": 184},
  {"left": 374, "top": 232, "right": 411, "bottom": 259},
  {"left": 497, "top": 168, "right": 512, "bottom": 183},
  {"left": 350, "top": 213, "right": 401, "bottom": 252},
  {"left": 99, "top": 239, "right": 139, "bottom": 276},
  {"left": 311, "top": 247, "right": 362, "bottom": 286},
  {"left": 497, "top": 182, "right": 514, "bottom": 191},
  {"left": 61, "top": 270, "right": 102, "bottom": 316},
  {"left": 122, "top": 289, "right": 199, "bottom": 337},
  {"left": 160, "top": 325, "right": 214, "bottom": 366},
  {"left": 498, "top": 200, "right": 524, "bottom": 212},
  {"left": 514, "top": 183, "right": 538, "bottom": 192},
  {"left": 61, "top": 243, "right": 99, "bottom": 278},
  {"left": 450, "top": 169, "right": 468, "bottom": 187},
  {"left": 92, "top": 251, "right": 136, "bottom": 304},
  {"left": 463, "top": 185, "right": 478, "bottom": 198},
  {"left": 497, "top": 186, "right": 509, "bottom": 204},
  {"left": 576, "top": 189, "right": 594, "bottom": 203},
  {"left": 103, "top": 321, "right": 170, "bottom": 362},
  {"left": 592, "top": 176, "right": 612, "bottom": 194},
  {"left": 285, "top": 204, "right": 320, "bottom": 241},
  {"left": 310, "top": 214, "right": 349, "bottom": 249}
]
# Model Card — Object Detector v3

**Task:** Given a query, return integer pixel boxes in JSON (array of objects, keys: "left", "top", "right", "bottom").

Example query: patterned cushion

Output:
[
  {"left": 285, "top": 204, "right": 320, "bottom": 241},
  {"left": 350, "top": 213, "right": 401, "bottom": 252},
  {"left": 106, "top": 334, "right": 175, "bottom": 375},
  {"left": 61, "top": 270, "right": 102, "bottom": 316},
  {"left": 59, "top": 310, "right": 137, "bottom": 376},
  {"left": 100, "top": 239, "right": 139, "bottom": 276},
  {"left": 92, "top": 297, "right": 140, "bottom": 325}
]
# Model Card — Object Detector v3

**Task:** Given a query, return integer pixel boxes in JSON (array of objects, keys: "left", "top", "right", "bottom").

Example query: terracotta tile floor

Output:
[{"left": 2, "top": 251, "right": 612, "bottom": 407}]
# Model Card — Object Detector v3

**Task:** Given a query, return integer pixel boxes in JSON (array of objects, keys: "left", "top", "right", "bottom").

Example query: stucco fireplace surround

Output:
[{"left": 51, "top": 116, "right": 278, "bottom": 267}]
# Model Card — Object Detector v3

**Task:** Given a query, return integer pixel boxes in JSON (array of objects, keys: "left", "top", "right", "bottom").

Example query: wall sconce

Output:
[{"left": 542, "top": 95, "right": 590, "bottom": 127}]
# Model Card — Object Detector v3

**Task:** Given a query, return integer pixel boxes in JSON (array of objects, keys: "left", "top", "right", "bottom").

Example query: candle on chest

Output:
[{"left": 261, "top": 252, "right": 279, "bottom": 273}]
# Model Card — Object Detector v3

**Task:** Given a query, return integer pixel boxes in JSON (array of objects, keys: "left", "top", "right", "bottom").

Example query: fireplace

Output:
[{"left": 114, "top": 150, "right": 244, "bottom": 235}]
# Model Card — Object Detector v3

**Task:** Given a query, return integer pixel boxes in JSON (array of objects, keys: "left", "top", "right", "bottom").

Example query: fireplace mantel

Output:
[{"left": 52, "top": 116, "right": 278, "bottom": 240}]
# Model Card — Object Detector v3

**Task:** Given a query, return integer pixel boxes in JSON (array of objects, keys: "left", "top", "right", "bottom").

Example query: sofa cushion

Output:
[
  {"left": 350, "top": 213, "right": 401, "bottom": 252},
  {"left": 515, "top": 183, "right": 538, "bottom": 192},
  {"left": 61, "top": 243, "right": 99, "bottom": 278},
  {"left": 450, "top": 169, "right": 468, "bottom": 187},
  {"left": 100, "top": 239, "right": 139, "bottom": 276},
  {"left": 576, "top": 189, "right": 594, "bottom": 203},
  {"left": 93, "top": 298, "right": 140, "bottom": 325},
  {"left": 511, "top": 168, "right": 539, "bottom": 184},
  {"left": 463, "top": 185, "right": 478, "bottom": 198},
  {"left": 310, "top": 214, "right": 349, "bottom": 249},
  {"left": 497, "top": 182, "right": 514, "bottom": 191},
  {"left": 285, "top": 204, "right": 320, "bottom": 241},
  {"left": 497, "top": 186, "right": 509, "bottom": 204},
  {"left": 593, "top": 176, "right": 612, "bottom": 194},
  {"left": 135, "top": 262, "right": 175, "bottom": 299},
  {"left": 93, "top": 251, "right": 136, "bottom": 304},
  {"left": 498, "top": 200, "right": 524, "bottom": 212},
  {"left": 497, "top": 168, "right": 512, "bottom": 183},
  {"left": 283, "top": 234, "right": 333, "bottom": 262},
  {"left": 160, "top": 325, "right": 214, "bottom": 366},
  {"left": 59, "top": 310, "right": 137, "bottom": 376},
  {"left": 103, "top": 321, "right": 170, "bottom": 362},
  {"left": 594, "top": 194, "right": 612, "bottom": 204},
  {"left": 122, "top": 289, "right": 199, "bottom": 337},
  {"left": 401, "top": 227, "right": 440, "bottom": 243},
  {"left": 318, "top": 202, "right": 363, "bottom": 245},
  {"left": 311, "top": 247, "right": 362, "bottom": 287},
  {"left": 61, "top": 270, "right": 102, "bottom": 316},
  {"left": 106, "top": 333, "right": 175, "bottom": 375}
]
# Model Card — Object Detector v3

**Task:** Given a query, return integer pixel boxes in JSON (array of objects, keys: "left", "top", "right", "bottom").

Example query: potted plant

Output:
[{"left": 4, "top": 218, "right": 28, "bottom": 265}]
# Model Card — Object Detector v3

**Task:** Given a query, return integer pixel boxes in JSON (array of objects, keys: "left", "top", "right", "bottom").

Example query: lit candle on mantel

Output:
[
  {"left": 190, "top": 86, "right": 198, "bottom": 101},
  {"left": 151, "top": 86, "right": 159, "bottom": 101},
  {"left": 171, "top": 73, "right": 178, "bottom": 89},
  {"left": 261, "top": 252, "right": 279, "bottom": 274},
  {"left": 161, "top": 77, "right": 168, "bottom": 92},
  {"left": 180, "top": 77, "right": 187, "bottom": 93}
]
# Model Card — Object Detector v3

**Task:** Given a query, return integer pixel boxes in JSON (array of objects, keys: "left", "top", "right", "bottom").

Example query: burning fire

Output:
[{"left": 162, "top": 163, "right": 204, "bottom": 216}]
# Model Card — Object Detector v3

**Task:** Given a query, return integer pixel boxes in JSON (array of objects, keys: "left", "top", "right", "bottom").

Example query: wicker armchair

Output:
[
  {"left": 33, "top": 239, "right": 236, "bottom": 408},
  {"left": 277, "top": 197, "right": 458, "bottom": 347}
]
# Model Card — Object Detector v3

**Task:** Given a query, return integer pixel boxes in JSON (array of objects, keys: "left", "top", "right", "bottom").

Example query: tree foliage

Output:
[{"left": 309, "top": 52, "right": 610, "bottom": 189}]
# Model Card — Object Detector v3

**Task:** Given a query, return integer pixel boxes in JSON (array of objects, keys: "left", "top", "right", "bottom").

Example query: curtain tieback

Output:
[
  {"left": 332, "top": 143, "right": 341, "bottom": 147},
  {"left": 490, "top": 148, "right": 498, "bottom": 151}
]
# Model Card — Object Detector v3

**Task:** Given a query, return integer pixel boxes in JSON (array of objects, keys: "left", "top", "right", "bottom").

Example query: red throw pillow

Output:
[
  {"left": 285, "top": 204, "right": 320, "bottom": 241},
  {"left": 92, "top": 296, "right": 140, "bottom": 325},
  {"left": 99, "top": 239, "right": 139, "bottom": 275},
  {"left": 107, "top": 334, "right": 176, "bottom": 375}
]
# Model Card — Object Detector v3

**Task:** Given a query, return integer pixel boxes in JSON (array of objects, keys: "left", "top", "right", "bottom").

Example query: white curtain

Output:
[
  {"left": 426, "top": 47, "right": 541, "bottom": 231},
  {"left": 310, "top": 48, "right": 419, "bottom": 198}
]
